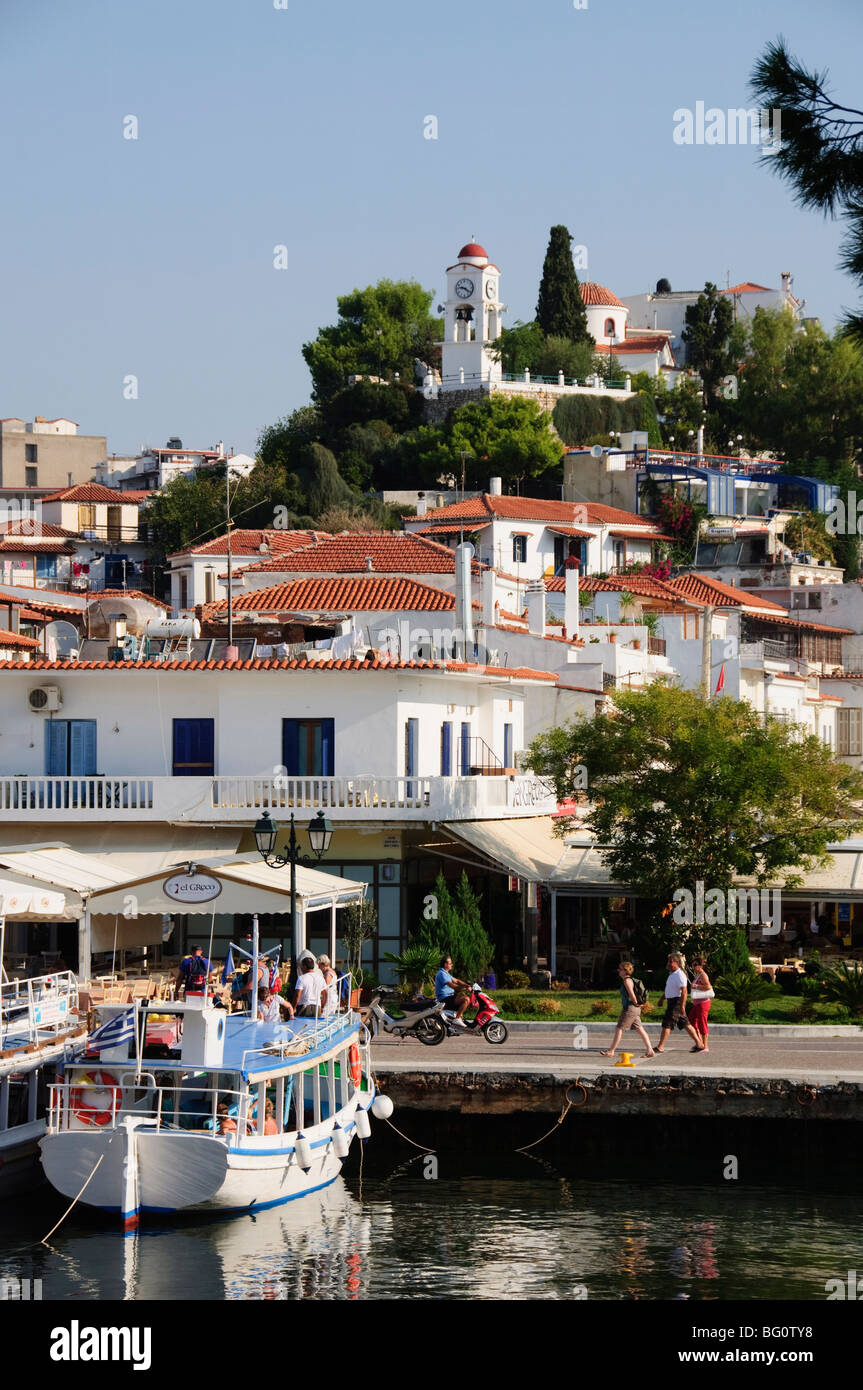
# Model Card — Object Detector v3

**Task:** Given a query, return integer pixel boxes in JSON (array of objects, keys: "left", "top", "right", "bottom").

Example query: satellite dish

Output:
[
  {"left": 44, "top": 621, "right": 79, "bottom": 657},
  {"left": 590, "top": 444, "right": 604, "bottom": 458}
]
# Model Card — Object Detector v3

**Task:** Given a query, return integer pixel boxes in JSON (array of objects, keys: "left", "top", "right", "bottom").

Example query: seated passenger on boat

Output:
[{"left": 257, "top": 989, "right": 294, "bottom": 1022}]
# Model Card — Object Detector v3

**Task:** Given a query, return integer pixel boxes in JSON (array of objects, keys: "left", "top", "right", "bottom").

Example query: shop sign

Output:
[{"left": 162, "top": 872, "right": 222, "bottom": 904}]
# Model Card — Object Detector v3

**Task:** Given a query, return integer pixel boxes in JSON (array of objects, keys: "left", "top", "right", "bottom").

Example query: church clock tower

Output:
[{"left": 440, "top": 241, "right": 503, "bottom": 392}]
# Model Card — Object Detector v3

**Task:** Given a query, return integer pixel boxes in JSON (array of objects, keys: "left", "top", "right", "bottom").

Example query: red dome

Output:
[{"left": 457, "top": 242, "right": 488, "bottom": 259}]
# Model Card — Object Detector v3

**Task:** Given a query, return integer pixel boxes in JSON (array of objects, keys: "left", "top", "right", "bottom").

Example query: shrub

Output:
[
  {"left": 504, "top": 994, "right": 535, "bottom": 1016},
  {"left": 820, "top": 961, "right": 863, "bottom": 1015},
  {"left": 715, "top": 968, "right": 778, "bottom": 1020},
  {"left": 590, "top": 999, "right": 612, "bottom": 1015},
  {"left": 412, "top": 872, "right": 494, "bottom": 982},
  {"left": 550, "top": 979, "right": 570, "bottom": 992},
  {"left": 792, "top": 1000, "right": 818, "bottom": 1022},
  {"left": 504, "top": 969, "right": 531, "bottom": 990},
  {"left": 537, "top": 998, "right": 562, "bottom": 1017}
]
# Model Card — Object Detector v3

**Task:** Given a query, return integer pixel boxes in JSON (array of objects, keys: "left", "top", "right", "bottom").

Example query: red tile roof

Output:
[
  {"left": 406, "top": 494, "right": 660, "bottom": 531},
  {"left": 202, "top": 575, "right": 457, "bottom": 617},
  {"left": 0, "top": 628, "right": 40, "bottom": 649},
  {"left": 595, "top": 336, "right": 675, "bottom": 356},
  {"left": 578, "top": 282, "right": 627, "bottom": 308},
  {"left": 236, "top": 532, "right": 476, "bottom": 576},
  {"left": 668, "top": 573, "right": 789, "bottom": 612},
  {"left": 87, "top": 589, "right": 171, "bottom": 610},
  {"left": 169, "top": 529, "right": 328, "bottom": 560},
  {"left": 746, "top": 611, "right": 854, "bottom": 636},
  {"left": 0, "top": 655, "right": 558, "bottom": 681},
  {"left": 41, "top": 483, "right": 133, "bottom": 503},
  {"left": 565, "top": 574, "right": 682, "bottom": 600},
  {"left": 724, "top": 282, "right": 772, "bottom": 295},
  {"left": 0, "top": 521, "right": 77, "bottom": 539}
]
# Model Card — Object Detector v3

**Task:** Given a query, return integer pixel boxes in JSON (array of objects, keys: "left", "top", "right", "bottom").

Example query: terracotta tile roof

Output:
[
  {"left": 724, "top": 282, "right": 772, "bottom": 295},
  {"left": 87, "top": 589, "right": 170, "bottom": 610},
  {"left": 115, "top": 490, "right": 155, "bottom": 503},
  {"left": 0, "top": 655, "right": 558, "bottom": 681},
  {"left": 235, "top": 532, "right": 477, "bottom": 576},
  {"left": 0, "top": 521, "right": 77, "bottom": 539},
  {"left": 668, "top": 573, "right": 789, "bottom": 612},
  {"left": 0, "top": 628, "right": 40, "bottom": 649},
  {"left": 546, "top": 525, "right": 594, "bottom": 539},
  {"left": 415, "top": 521, "right": 492, "bottom": 535},
  {"left": 40, "top": 483, "right": 133, "bottom": 503},
  {"left": 0, "top": 535, "right": 76, "bottom": 553},
  {"left": 746, "top": 611, "right": 854, "bottom": 636},
  {"left": 567, "top": 574, "right": 682, "bottom": 600},
  {"left": 595, "top": 336, "right": 674, "bottom": 356},
  {"left": 202, "top": 575, "right": 457, "bottom": 617},
  {"left": 169, "top": 529, "right": 328, "bottom": 560},
  {"left": 406, "top": 494, "right": 658, "bottom": 530},
  {"left": 578, "top": 281, "right": 627, "bottom": 308}
]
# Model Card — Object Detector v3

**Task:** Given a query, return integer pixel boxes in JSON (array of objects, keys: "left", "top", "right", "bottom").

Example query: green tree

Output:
[
  {"left": 413, "top": 873, "right": 494, "bottom": 982},
  {"left": 491, "top": 320, "right": 545, "bottom": 374},
  {"left": 533, "top": 335, "right": 597, "bottom": 380},
  {"left": 526, "top": 684, "right": 863, "bottom": 963},
  {"left": 394, "top": 393, "right": 562, "bottom": 491},
  {"left": 536, "top": 226, "right": 591, "bottom": 345},
  {"left": 682, "top": 282, "right": 743, "bottom": 404},
  {"left": 750, "top": 38, "right": 863, "bottom": 342},
  {"left": 302, "top": 280, "right": 443, "bottom": 404}
]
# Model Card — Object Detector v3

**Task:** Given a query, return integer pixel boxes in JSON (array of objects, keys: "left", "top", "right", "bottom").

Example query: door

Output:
[
  {"left": 282, "top": 718, "right": 335, "bottom": 777},
  {"left": 46, "top": 720, "right": 97, "bottom": 775},
  {"left": 440, "top": 722, "right": 453, "bottom": 777},
  {"left": 107, "top": 506, "right": 122, "bottom": 542},
  {"left": 404, "top": 718, "right": 418, "bottom": 797},
  {"left": 460, "top": 722, "right": 471, "bottom": 776},
  {"left": 503, "top": 723, "right": 513, "bottom": 769},
  {"left": 172, "top": 718, "right": 215, "bottom": 776}
]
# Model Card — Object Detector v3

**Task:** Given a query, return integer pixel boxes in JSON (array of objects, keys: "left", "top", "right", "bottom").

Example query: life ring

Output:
[
  {"left": 349, "top": 1044, "right": 362, "bottom": 1088},
  {"left": 70, "top": 1070, "right": 120, "bottom": 1127}
]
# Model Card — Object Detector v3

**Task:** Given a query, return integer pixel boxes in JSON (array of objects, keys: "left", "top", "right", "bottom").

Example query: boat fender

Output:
[
  {"left": 331, "top": 1123, "right": 350, "bottom": 1160},
  {"left": 371, "top": 1094, "right": 394, "bottom": 1121},
  {"left": 355, "top": 1108, "right": 371, "bottom": 1141},
  {"left": 348, "top": 1043, "right": 362, "bottom": 1088},
  {"left": 294, "top": 1132, "right": 313, "bottom": 1172},
  {"left": 70, "top": 1070, "right": 120, "bottom": 1128}
]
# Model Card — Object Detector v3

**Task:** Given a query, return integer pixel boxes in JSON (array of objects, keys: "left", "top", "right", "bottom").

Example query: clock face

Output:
[
  {"left": 486, "top": 280, "right": 497, "bottom": 299},
  {"left": 455, "top": 277, "right": 474, "bottom": 299}
]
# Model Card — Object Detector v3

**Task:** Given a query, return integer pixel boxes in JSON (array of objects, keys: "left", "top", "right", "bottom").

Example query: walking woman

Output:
[
  {"left": 600, "top": 962, "right": 655, "bottom": 1059},
  {"left": 688, "top": 955, "right": 713, "bottom": 1053}
]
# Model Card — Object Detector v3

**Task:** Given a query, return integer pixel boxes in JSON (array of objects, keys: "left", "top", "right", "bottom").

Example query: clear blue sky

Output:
[{"left": 1, "top": 0, "right": 860, "bottom": 457}]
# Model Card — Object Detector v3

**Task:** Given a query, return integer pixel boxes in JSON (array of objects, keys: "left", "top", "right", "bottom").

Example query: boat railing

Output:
[
  {"left": 0, "top": 970, "right": 79, "bottom": 1049},
  {"left": 46, "top": 1079, "right": 262, "bottom": 1149},
  {"left": 239, "top": 974, "right": 356, "bottom": 1074}
]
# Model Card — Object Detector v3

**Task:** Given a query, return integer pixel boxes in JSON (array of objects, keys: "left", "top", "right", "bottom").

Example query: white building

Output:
[
  {"left": 169, "top": 529, "right": 328, "bottom": 614},
  {"left": 622, "top": 273, "right": 805, "bottom": 366}
]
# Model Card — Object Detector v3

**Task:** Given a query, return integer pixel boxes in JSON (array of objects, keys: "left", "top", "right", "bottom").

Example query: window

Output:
[
  {"left": 46, "top": 720, "right": 97, "bottom": 775},
  {"left": 25, "top": 466, "right": 38, "bottom": 488},
  {"left": 604, "top": 318, "right": 616, "bottom": 337},
  {"left": 25, "top": 444, "right": 37, "bottom": 463},
  {"left": 512, "top": 535, "right": 527, "bottom": 564},
  {"left": 404, "top": 718, "right": 418, "bottom": 795},
  {"left": 106, "top": 506, "right": 122, "bottom": 542},
  {"left": 837, "top": 709, "right": 862, "bottom": 756},
  {"left": 204, "top": 569, "right": 215, "bottom": 604},
  {"left": 460, "top": 722, "right": 471, "bottom": 776},
  {"left": 503, "top": 723, "right": 513, "bottom": 768},
  {"left": 283, "top": 718, "right": 334, "bottom": 776},
  {"left": 179, "top": 573, "right": 189, "bottom": 610},
  {"left": 440, "top": 721, "right": 452, "bottom": 776},
  {"left": 172, "top": 718, "right": 215, "bottom": 776}
]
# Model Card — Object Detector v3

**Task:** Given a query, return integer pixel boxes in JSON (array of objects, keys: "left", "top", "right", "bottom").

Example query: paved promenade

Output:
[{"left": 370, "top": 1026, "right": 863, "bottom": 1085}]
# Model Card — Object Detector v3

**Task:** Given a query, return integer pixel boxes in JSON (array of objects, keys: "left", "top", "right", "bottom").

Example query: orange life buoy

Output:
[
  {"left": 349, "top": 1043, "right": 361, "bottom": 1088},
  {"left": 70, "top": 1070, "right": 120, "bottom": 1127}
]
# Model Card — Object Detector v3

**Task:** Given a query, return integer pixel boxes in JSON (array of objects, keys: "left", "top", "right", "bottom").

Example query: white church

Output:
[{"left": 434, "top": 240, "right": 675, "bottom": 398}]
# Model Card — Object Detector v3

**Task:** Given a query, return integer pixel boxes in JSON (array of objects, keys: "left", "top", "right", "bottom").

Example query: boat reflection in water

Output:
[{"left": 45, "top": 1177, "right": 374, "bottom": 1301}]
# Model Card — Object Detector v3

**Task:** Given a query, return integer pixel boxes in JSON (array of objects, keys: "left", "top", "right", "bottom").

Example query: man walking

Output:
[{"left": 655, "top": 951, "right": 705, "bottom": 1053}]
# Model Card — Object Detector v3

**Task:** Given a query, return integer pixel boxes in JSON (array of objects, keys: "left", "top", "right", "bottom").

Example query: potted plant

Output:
[{"left": 341, "top": 899, "right": 378, "bottom": 1005}]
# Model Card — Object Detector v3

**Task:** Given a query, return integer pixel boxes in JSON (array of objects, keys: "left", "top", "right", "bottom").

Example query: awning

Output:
[
  {"left": 0, "top": 876, "right": 66, "bottom": 919},
  {"left": 442, "top": 817, "right": 569, "bottom": 883},
  {"left": 87, "top": 857, "right": 368, "bottom": 918}
]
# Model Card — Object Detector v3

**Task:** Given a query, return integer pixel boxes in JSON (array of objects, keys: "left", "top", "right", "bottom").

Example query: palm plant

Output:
[
  {"left": 382, "top": 941, "right": 439, "bottom": 992},
  {"left": 715, "top": 967, "right": 778, "bottom": 1020},
  {"left": 819, "top": 961, "right": 863, "bottom": 1016}
]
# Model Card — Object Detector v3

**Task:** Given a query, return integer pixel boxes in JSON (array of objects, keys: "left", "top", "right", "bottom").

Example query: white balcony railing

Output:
[{"left": 0, "top": 774, "right": 556, "bottom": 823}]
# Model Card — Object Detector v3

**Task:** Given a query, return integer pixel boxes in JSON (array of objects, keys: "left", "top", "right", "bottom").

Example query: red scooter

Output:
[{"left": 441, "top": 983, "right": 508, "bottom": 1044}]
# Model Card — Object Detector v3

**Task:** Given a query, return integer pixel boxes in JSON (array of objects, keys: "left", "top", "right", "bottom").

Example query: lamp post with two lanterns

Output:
[{"left": 253, "top": 809, "right": 334, "bottom": 982}]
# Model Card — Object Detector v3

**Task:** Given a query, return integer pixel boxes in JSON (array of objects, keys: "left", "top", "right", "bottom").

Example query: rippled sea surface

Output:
[{"left": 2, "top": 1147, "right": 862, "bottom": 1300}]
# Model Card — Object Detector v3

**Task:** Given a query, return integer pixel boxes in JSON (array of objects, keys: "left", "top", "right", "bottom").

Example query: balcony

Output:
[{"left": 0, "top": 774, "right": 557, "bottom": 823}]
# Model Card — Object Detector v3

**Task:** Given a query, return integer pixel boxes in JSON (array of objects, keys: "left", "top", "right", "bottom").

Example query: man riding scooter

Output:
[{"left": 435, "top": 955, "right": 470, "bottom": 1029}]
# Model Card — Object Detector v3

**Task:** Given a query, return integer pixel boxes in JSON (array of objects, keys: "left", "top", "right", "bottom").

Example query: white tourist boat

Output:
[
  {"left": 0, "top": 970, "right": 87, "bottom": 1198},
  {"left": 40, "top": 983, "right": 390, "bottom": 1228}
]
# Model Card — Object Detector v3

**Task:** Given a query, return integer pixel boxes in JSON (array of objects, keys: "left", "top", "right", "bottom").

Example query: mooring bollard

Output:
[{"left": 616, "top": 1052, "right": 636, "bottom": 1068}]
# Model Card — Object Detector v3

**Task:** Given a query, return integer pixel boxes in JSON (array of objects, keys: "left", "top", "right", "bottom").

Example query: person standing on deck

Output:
[{"left": 293, "top": 959, "right": 328, "bottom": 1017}]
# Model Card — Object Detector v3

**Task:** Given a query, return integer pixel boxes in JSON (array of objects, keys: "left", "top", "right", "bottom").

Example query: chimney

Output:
[
  {"left": 489, "top": 476, "right": 502, "bottom": 496},
  {"left": 482, "top": 567, "right": 497, "bottom": 626},
  {"left": 564, "top": 565, "right": 580, "bottom": 640},
  {"left": 416, "top": 492, "right": 428, "bottom": 518},
  {"left": 526, "top": 580, "right": 546, "bottom": 637},
  {"left": 454, "top": 541, "right": 476, "bottom": 656},
  {"left": 364, "top": 556, "right": 374, "bottom": 572}
]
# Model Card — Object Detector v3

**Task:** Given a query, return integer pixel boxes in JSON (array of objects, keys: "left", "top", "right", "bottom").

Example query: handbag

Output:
[{"left": 691, "top": 987, "right": 715, "bottom": 1001}]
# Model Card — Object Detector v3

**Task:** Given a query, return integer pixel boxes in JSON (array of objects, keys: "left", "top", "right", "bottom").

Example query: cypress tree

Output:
[{"left": 536, "top": 225, "right": 591, "bottom": 344}]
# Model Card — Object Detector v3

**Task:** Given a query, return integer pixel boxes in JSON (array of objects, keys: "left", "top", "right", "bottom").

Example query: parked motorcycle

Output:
[
  {"left": 442, "top": 984, "right": 508, "bottom": 1044},
  {"left": 366, "top": 992, "right": 447, "bottom": 1046}
]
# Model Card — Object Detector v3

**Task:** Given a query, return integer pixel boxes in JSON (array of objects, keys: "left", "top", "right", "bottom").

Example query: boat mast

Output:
[{"left": 251, "top": 913, "right": 260, "bottom": 1020}]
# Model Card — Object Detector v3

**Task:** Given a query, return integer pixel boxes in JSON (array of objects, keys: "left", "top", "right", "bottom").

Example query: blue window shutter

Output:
[
  {"left": 504, "top": 723, "right": 513, "bottom": 768},
  {"left": 46, "top": 720, "right": 68, "bottom": 775},
  {"left": 460, "top": 723, "right": 470, "bottom": 776},
  {"left": 404, "top": 719, "right": 417, "bottom": 777},
  {"left": 71, "top": 720, "right": 98, "bottom": 775},
  {"left": 283, "top": 719, "right": 299, "bottom": 775},
  {"left": 441, "top": 722, "right": 452, "bottom": 776},
  {"left": 173, "top": 718, "right": 214, "bottom": 775},
  {"left": 320, "top": 719, "right": 334, "bottom": 776}
]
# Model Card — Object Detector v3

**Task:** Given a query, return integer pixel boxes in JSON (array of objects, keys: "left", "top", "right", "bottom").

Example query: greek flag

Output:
[
  {"left": 221, "top": 947, "right": 235, "bottom": 985},
  {"left": 88, "top": 1008, "right": 136, "bottom": 1050}
]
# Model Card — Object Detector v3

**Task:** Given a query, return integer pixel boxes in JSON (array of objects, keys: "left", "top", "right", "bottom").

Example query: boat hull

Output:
[{"left": 0, "top": 1120, "right": 47, "bottom": 1200}]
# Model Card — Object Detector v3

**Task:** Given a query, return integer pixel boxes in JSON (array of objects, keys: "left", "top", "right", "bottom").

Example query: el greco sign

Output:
[{"left": 162, "top": 872, "right": 223, "bottom": 904}]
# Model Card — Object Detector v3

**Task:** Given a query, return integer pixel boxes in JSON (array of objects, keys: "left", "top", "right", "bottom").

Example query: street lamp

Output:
[{"left": 253, "top": 810, "right": 335, "bottom": 967}]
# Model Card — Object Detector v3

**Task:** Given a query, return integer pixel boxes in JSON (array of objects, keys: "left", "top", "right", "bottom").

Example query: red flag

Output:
[{"left": 715, "top": 664, "right": 725, "bottom": 694}]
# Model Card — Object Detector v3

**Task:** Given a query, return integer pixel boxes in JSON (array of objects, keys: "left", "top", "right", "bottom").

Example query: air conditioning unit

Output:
[{"left": 28, "top": 685, "right": 62, "bottom": 712}]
